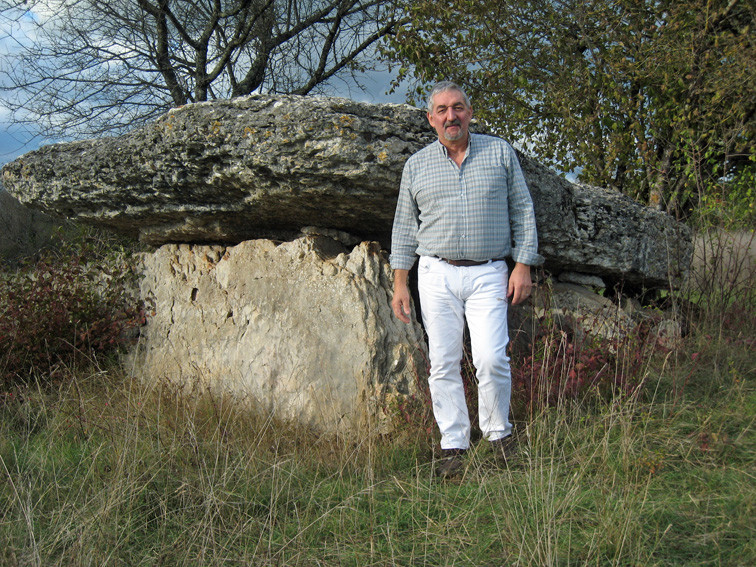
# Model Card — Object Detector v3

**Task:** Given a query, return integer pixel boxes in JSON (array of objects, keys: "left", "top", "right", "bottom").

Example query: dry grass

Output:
[{"left": 1, "top": 322, "right": 753, "bottom": 566}]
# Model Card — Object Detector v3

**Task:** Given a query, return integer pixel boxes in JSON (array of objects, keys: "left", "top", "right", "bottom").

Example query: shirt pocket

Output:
[
  {"left": 470, "top": 166, "right": 507, "bottom": 201},
  {"left": 414, "top": 175, "right": 461, "bottom": 214},
  {"left": 466, "top": 167, "right": 508, "bottom": 221}
]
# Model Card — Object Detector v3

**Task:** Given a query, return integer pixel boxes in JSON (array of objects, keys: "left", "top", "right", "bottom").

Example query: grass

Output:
[
  {"left": 1, "top": 323, "right": 753, "bottom": 566},
  {"left": 0, "top": 229, "right": 754, "bottom": 566}
]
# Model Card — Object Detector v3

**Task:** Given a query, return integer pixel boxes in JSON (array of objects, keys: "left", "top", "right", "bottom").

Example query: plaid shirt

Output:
[{"left": 389, "top": 134, "right": 543, "bottom": 271}]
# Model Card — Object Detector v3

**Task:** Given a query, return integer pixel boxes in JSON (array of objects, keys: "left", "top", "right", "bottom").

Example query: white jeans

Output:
[{"left": 417, "top": 256, "right": 512, "bottom": 450}]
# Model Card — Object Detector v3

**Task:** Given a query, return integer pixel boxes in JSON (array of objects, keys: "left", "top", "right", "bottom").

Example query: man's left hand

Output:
[{"left": 507, "top": 262, "right": 532, "bottom": 305}]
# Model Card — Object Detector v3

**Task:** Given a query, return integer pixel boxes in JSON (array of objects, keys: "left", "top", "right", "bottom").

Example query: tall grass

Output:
[
  {"left": 0, "top": 229, "right": 753, "bottom": 565},
  {"left": 2, "top": 354, "right": 751, "bottom": 565}
]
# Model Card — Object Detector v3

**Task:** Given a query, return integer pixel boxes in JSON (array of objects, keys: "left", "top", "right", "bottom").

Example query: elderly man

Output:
[{"left": 390, "top": 81, "right": 542, "bottom": 478}]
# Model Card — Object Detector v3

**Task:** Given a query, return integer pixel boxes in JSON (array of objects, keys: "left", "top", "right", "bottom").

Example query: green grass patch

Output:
[{"left": 1, "top": 348, "right": 753, "bottom": 566}]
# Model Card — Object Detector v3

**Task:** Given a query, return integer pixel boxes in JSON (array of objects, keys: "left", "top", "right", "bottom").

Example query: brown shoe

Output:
[
  {"left": 491, "top": 435, "right": 518, "bottom": 466},
  {"left": 435, "top": 449, "right": 466, "bottom": 479}
]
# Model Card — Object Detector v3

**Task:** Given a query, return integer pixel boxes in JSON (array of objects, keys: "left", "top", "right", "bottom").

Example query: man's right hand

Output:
[{"left": 391, "top": 269, "right": 412, "bottom": 324}]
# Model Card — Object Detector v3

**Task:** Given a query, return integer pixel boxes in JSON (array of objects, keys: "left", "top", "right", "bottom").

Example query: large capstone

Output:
[{"left": 2, "top": 94, "right": 691, "bottom": 288}]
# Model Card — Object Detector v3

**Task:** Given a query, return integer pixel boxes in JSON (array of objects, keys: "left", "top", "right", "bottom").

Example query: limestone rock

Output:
[
  {"left": 2, "top": 95, "right": 429, "bottom": 248},
  {"left": 653, "top": 319, "right": 683, "bottom": 350},
  {"left": 543, "top": 283, "right": 635, "bottom": 342},
  {"left": 510, "top": 281, "right": 636, "bottom": 351},
  {"left": 132, "top": 234, "right": 427, "bottom": 431},
  {"left": 518, "top": 154, "right": 692, "bottom": 288},
  {"left": 557, "top": 271, "right": 606, "bottom": 288},
  {"left": 2, "top": 94, "right": 692, "bottom": 288}
]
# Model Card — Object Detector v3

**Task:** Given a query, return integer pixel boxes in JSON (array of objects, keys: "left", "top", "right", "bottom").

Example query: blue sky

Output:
[
  {"left": 0, "top": 5, "right": 40, "bottom": 167},
  {"left": 0, "top": 122, "right": 44, "bottom": 167}
]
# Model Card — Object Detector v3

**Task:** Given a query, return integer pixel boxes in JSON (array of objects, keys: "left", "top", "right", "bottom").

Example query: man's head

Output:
[{"left": 426, "top": 82, "right": 472, "bottom": 145}]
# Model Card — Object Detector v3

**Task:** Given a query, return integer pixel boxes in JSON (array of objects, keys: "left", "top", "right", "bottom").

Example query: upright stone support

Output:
[{"left": 133, "top": 235, "right": 427, "bottom": 432}]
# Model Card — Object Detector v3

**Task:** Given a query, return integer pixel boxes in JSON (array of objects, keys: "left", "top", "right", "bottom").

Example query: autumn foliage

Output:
[{"left": 0, "top": 236, "right": 143, "bottom": 385}]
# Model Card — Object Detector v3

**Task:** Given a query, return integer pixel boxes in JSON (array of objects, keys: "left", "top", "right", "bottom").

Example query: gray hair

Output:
[{"left": 426, "top": 81, "right": 471, "bottom": 112}]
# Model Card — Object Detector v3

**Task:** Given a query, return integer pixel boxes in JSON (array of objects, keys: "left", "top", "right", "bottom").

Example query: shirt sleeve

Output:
[
  {"left": 506, "top": 145, "right": 545, "bottom": 266},
  {"left": 389, "top": 160, "right": 420, "bottom": 270}
]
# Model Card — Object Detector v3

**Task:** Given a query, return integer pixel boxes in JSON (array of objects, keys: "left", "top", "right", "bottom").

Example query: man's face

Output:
[{"left": 427, "top": 89, "right": 472, "bottom": 144}]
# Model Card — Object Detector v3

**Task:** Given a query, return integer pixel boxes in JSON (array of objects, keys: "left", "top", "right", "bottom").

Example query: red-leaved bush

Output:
[
  {"left": 510, "top": 317, "right": 656, "bottom": 416},
  {"left": 0, "top": 239, "right": 144, "bottom": 385}
]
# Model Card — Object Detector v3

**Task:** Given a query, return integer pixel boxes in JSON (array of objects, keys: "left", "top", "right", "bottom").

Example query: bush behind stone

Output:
[{"left": 0, "top": 230, "right": 144, "bottom": 386}]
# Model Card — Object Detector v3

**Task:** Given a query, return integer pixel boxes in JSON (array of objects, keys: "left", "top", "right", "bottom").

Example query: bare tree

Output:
[{"left": 0, "top": 0, "right": 400, "bottom": 138}]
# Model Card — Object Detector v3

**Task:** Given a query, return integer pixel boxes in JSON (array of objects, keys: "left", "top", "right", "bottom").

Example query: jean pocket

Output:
[
  {"left": 490, "top": 259, "right": 508, "bottom": 271},
  {"left": 418, "top": 258, "right": 431, "bottom": 273}
]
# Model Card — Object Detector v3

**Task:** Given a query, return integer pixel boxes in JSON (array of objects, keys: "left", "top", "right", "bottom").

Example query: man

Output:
[{"left": 389, "top": 81, "right": 543, "bottom": 478}]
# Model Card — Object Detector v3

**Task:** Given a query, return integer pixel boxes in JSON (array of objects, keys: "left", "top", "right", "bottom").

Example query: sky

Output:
[
  {"left": 0, "top": 121, "right": 43, "bottom": 167},
  {"left": 0, "top": 2, "right": 50, "bottom": 167}
]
